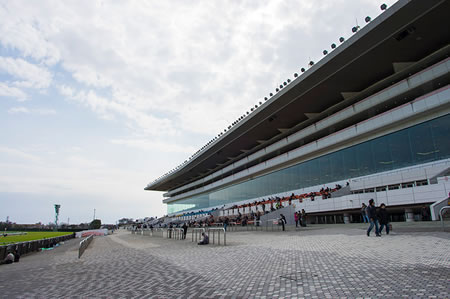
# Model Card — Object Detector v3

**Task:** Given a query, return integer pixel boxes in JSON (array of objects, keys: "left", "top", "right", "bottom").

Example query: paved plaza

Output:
[{"left": 0, "top": 223, "right": 449, "bottom": 298}]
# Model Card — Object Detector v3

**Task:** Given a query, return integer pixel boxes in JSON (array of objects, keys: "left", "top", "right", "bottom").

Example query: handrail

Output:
[
  {"left": 78, "top": 235, "right": 93, "bottom": 258},
  {"left": 265, "top": 219, "right": 281, "bottom": 231},
  {"left": 439, "top": 206, "right": 450, "bottom": 229},
  {"left": 207, "top": 228, "right": 226, "bottom": 246},
  {"left": 191, "top": 228, "right": 205, "bottom": 243}
]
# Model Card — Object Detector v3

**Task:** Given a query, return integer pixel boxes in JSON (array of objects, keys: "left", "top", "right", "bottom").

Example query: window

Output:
[
  {"left": 169, "top": 114, "right": 450, "bottom": 214},
  {"left": 388, "top": 184, "right": 400, "bottom": 190},
  {"left": 416, "top": 180, "right": 429, "bottom": 186},
  {"left": 401, "top": 182, "right": 414, "bottom": 188}
]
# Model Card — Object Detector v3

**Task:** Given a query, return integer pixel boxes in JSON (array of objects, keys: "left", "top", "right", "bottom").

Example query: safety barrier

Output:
[
  {"left": 220, "top": 221, "right": 262, "bottom": 232},
  {"left": 208, "top": 228, "right": 226, "bottom": 246},
  {"left": 167, "top": 228, "right": 185, "bottom": 240},
  {"left": 440, "top": 206, "right": 450, "bottom": 229},
  {"left": 0, "top": 233, "right": 75, "bottom": 260},
  {"left": 265, "top": 219, "right": 282, "bottom": 231},
  {"left": 191, "top": 228, "right": 206, "bottom": 243},
  {"left": 78, "top": 235, "right": 93, "bottom": 258}
]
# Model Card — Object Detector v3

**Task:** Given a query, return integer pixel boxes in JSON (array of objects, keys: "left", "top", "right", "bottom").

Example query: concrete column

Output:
[
  {"left": 343, "top": 213, "right": 350, "bottom": 224},
  {"left": 405, "top": 208, "right": 414, "bottom": 222},
  {"left": 316, "top": 216, "right": 319, "bottom": 224}
]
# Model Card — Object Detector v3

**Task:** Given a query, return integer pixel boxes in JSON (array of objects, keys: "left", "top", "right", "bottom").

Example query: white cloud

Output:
[
  {"left": 0, "top": 82, "right": 28, "bottom": 101},
  {"left": 0, "top": 57, "right": 52, "bottom": 89},
  {"left": 8, "top": 106, "right": 56, "bottom": 115},
  {"left": 110, "top": 138, "right": 196, "bottom": 154},
  {"left": 59, "top": 85, "right": 176, "bottom": 136},
  {"left": 7, "top": 106, "right": 29, "bottom": 114},
  {"left": 0, "top": 145, "right": 41, "bottom": 163}
]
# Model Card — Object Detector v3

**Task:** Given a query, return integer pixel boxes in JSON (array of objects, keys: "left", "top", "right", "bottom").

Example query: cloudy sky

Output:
[{"left": 0, "top": 0, "right": 397, "bottom": 225}]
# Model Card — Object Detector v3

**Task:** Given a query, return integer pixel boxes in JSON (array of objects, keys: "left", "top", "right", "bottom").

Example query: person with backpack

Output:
[{"left": 366, "top": 199, "right": 380, "bottom": 237}]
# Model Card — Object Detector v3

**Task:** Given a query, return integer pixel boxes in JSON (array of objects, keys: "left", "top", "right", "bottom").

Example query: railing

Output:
[
  {"left": 0, "top": 233, "right": 75, "bottom": 261},
  {"left": 208, "top": 228, "right": 226, "bottom": 246},
  {"left": 265, "top": 219, "right": 282, "bottom": 231},
  {"left": 167, "top": 228, "right": 185, "bottom": 240},
  {"left": 78, "top": 235, "right": 93, "bottom": 258},
  {"left": 440, "top": 206, "right": 450, "bottom": 229},
  {"left": 151, "top": 228, "right": 164, "bottom": 238},
  {"left": 191, "top": 228, "right": 205, "bottom": 243}
]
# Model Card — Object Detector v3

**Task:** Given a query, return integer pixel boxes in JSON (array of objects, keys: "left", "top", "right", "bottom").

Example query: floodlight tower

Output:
[{"left": 54, "top": 204, "right": 61, "bottom": 231}]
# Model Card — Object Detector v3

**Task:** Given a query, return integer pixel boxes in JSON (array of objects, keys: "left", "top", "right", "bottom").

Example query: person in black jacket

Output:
[
  {"left": 378, "top": 203, "right": 389, "bottom": 235},
  {"left": 366, "top": 199, "right": 380, "bottom": 237},
  {"left": 279, "top": 214, "right": 286, "bottom": 231},
  {"left": 182, "top": 222, "right": 188, "bottom": 239}
]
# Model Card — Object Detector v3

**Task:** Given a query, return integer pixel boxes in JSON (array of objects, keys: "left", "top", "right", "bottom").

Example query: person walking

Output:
[
  {"left": 378, "top": 203, "right": 389, "bottom": 235},
  {"left": 294, "top": 211, "right": 299, "bottom": 228},
  {"left": 223, "top": 217, "right": 229, "bottom": 231},
  {"left": 366, "top": 199, "right": 380, "bottom": 237},
  {"left": 361, "top": 203, "right": 369, "bottom": 223}
]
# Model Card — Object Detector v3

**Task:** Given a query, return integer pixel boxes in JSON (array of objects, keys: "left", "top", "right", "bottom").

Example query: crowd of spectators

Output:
[
  {"left": 131, "top": 184, "right": 346, "bottom": 231},
  {"left": 222, "top": 184, "right": 342, "bottom": 216}
]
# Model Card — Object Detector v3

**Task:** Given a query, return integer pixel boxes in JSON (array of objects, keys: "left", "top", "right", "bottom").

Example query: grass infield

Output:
[{"left": 0, "top": 231, "right": 73, "bottom": 245}]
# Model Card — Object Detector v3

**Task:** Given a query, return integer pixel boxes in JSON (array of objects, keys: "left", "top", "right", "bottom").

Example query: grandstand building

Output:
[{"left": 146, "top": 0, "right": 450, "bottom": 223}]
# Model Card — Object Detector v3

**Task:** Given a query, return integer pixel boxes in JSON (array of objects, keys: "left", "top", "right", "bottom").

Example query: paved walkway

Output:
[{"left": 0, "top": 224, "right": 449, "bottom": 298}]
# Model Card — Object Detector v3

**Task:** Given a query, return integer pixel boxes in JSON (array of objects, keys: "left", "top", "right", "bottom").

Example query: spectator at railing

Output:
[{"left": 182, "top": 222, "right": 188, "bottom": 239}]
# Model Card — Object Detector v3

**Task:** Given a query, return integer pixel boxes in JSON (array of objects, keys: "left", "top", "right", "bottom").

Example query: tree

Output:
[{"left": 89, "top": 219, "right": 101, "bottom": 229}]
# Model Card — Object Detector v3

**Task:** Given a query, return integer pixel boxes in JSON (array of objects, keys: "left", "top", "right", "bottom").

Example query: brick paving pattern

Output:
[{"left": 0, "top": 224, "right": 449, "bottom": 298}]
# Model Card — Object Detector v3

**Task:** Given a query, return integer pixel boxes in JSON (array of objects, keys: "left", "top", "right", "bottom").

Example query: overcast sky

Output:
[{"left": 0, "top": 0, "right": 397, "bottom": 225}]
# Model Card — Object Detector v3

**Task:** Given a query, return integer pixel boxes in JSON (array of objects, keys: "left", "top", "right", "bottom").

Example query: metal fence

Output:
[
  {"left": 130, "top": 226, "right": 227, "bottom": 246},
  {"left": 0, "top": 233, "right": 75, "bottom": 261},
  {"left": 208, "top": 228, "right": 226, "bottom": 246},
  {"left": 440, "top": 206, "right": 450, "bottom": 230},
  {"left": 167, "top": 228, "right": 185, "bottom": 240},
  {"left": 265, "top": 219, "right": 282, "bottom": 231},
  {"left": 191, "top": 228, "right": 206, "bottom": 243},
  {"left": 78, "top": 235, "right": 93, "bottom": 258}
]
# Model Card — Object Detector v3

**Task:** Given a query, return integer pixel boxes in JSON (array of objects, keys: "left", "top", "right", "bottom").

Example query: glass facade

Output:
[{"left": 167, "top": 114, "right": 450, "bottom": 214}]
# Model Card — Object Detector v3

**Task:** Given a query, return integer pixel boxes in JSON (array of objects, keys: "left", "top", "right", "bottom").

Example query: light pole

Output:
[
  {"left": 54, "top": 204, "right": 61, "bottom": 231},
  {"left": 93, "top": 208, "right": 96, "bottom": 221}
]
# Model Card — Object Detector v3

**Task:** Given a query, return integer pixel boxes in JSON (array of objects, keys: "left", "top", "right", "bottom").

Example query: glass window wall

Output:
[{"left": 168, "top": 114, "right": 450, "bottom": 214}]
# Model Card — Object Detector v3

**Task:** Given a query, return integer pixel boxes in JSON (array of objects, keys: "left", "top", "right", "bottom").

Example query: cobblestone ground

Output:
[{"left": 0, "top": 224, "right": 449, "bottom": 298}]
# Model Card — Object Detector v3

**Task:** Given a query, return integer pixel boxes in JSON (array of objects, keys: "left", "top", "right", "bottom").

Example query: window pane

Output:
[
  {"left": 372, "top": 136, "right": 393, "bottom": 172},
  {"left": 431, "top": 114, "right": 450, "bottom": 160},
  {"left": 409, "top": 122, "right": 436, "bottom": 163}
]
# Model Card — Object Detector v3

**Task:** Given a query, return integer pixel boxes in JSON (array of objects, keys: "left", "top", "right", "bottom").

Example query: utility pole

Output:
[{"left": 93, "top": 208, "right": 96, "bottom": 221}]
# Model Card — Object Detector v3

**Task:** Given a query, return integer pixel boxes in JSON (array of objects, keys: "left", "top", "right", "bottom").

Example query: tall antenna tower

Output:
[{"left": 54, "top": 204, "right": 61, "bottom": 231}]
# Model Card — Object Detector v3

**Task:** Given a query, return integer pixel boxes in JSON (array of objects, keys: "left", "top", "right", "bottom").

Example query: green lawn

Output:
[{"left": 0, "top": 231, "right": 73, "bottom": 245}]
